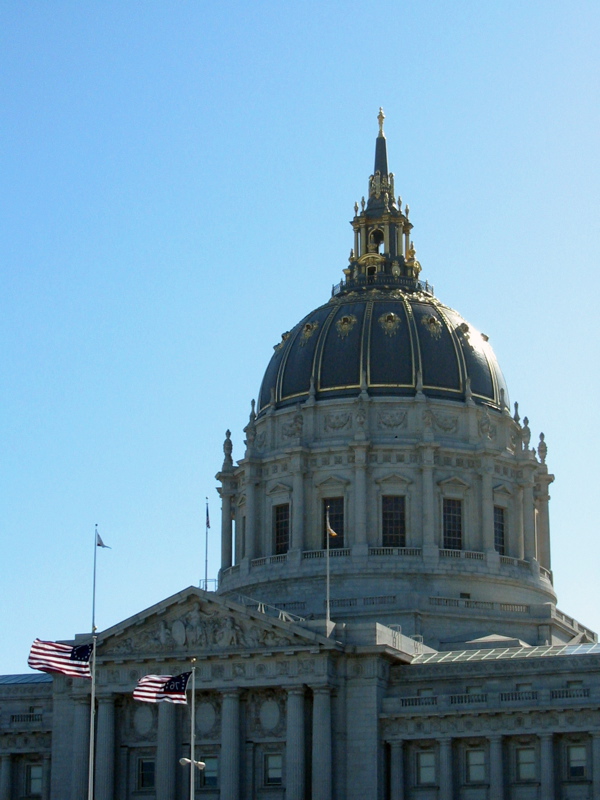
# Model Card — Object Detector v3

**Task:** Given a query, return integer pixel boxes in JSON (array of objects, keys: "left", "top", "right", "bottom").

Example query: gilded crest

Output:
[
  {"left": 335, "top": 314, "right": 357, "bottom": 338},
  {"left": 378, "top": 312, "right": 401, "bottom": 336},
  {"left": 299, "top": 321, "right": 319, "bottom": 346},
  {"left": 421, "top": 314, "right": 442, "bottom": 339},
  {"left": 273, "top": 331, "right": 290, "bottom": 352}
]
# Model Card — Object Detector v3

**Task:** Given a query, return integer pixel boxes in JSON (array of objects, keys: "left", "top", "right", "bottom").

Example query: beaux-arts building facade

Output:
[{"left": 2, "top": 111, "right": 600, "bottom": 800}]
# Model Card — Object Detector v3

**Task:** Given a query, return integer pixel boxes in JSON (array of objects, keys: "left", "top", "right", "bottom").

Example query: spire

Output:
[
  {"left": 374, "top": 107, "right": 389, "bottom": 176},
  {"left": 334, "top": 110, "right": 434, "bottom": 299}
]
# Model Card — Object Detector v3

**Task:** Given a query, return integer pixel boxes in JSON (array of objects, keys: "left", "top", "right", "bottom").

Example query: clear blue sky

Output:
[{"left": 1, "top": 1, "right": 599, "bottom": 674}]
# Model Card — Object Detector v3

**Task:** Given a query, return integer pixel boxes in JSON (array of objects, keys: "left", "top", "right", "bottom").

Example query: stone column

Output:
[
  {"left": 312, "top": 686, "right": 332, "bottom": 800},
  {"left": 489, "top": 735, "right": 504, "bottom": 800},
  {"left": 354, "top": 447, "right": 368, "bottom": 546},
  {"left": 42, "top": 754, "right": 51, "bottom": 800},
  {"left": 245, "top": 465, "right": 257, "bottom": 560},
  {"left": 286, "top": 687, "right": 305, "bottom": 800},
  {"left": 156, "top": 702, "right": 177, "bottom": 800},
  {"left": 220, "top": 489, "right": 233, "bottom": 569},
  {"left": 390, "top": 741, "right": 404, "bottom": 800},
  {"left": 522, "top": 478, "right": 536, "bottom": 561},
  {"left": 421, "top": 459, "right": 435, "bottom": 549},
  {"left": 514, "top": 486, "right": 524, "bottom": 559},
  {"left": 0, "top": 755, "right": 12, "bottom": 800},
  {"left": 591, "top": 732, "right": 600, "bottom": 800},
  {"left": 221, "top": 690, "right": 240, "bottom": 800},
  {"left": 482, "top": 461, "right": 495, "bottom": 553},
  {"left": 95, "top": 695, "right": 115, "bottom": 800},
  {"left": 438, "top": 738, "right": 453, "bottom": 800},
  {"left": 71, "top": 697, "right": 90, "bottom": 800},
  {"left": 535, "top": 474, "right": 553, "bottom": 570},
  {"left": 539, "top": 733, "right": 554, "bottom": 800},
  {"left": 291, "top": 456, "right": 305, "bottom": 551}
]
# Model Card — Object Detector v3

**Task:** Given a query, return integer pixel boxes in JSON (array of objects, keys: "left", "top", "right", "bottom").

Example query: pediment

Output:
[
  {"left": 375, "top": 472, "right": 412, "bottom": 486},
  {"left": 267, "top": 482, "right": 292, "bottom": 495},
  {"left": 315, "top": 475, "right": 350, "bottom": 488},
  {"left": 96, "top": 587, "right": 334, "bottom": 661},
  {"left": 493, "top": 484, "right": 513, "bottom": 497},
  {"left": 438, "top": 476, "right": 470, "bottom": 490}
]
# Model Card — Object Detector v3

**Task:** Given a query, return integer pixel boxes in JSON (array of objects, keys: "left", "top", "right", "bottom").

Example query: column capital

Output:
[
  {"left": 311, "top": 684, "right": 333, "bottom": 696},
  {"left": 287, "top": 685, "right": 306, "bottom": 697},
  {"left": 221, "top": 688, "right": 240, "bottom": 700}
]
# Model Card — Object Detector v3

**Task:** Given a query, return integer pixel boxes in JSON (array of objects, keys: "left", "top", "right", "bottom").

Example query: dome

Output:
[{"left": 258, "top": 288, "right": 509, "bottom": 414}]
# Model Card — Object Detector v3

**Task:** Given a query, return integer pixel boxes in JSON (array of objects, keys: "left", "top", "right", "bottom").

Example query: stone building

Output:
[{"left": 2, "top": 111, "right": 600, "bottom": 800}]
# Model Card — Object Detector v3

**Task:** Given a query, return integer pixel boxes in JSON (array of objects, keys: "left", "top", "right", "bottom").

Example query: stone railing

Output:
[
  {"left": 500, "top": 690, "right": 538, "bottom": 702},
  {"left": 370, "top": 547, "right": 422, "bottom": 557},
  {"left": 11, "top": 713, "right": 42, "bottom": 724},
  {"left": 400, "top": 696, "right": 438, "bottom": 708},
  {"left": 551, "top": 687, "right": 590, "bottom": 699},
  {"left": 429, "top": 596, "right": 530, "bottom": 614},
  {"left": 450, "top": 693, "right": 487, "bottom": 705}
]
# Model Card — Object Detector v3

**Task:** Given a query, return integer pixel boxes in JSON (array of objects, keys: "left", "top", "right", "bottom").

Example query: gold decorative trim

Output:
[
  {"left": 378, "top": 311, "right": 401, "bottom": 336},
  {"left": 421, "top": 313, "right": 442, "bottom": 339},
  {"left": 299, "top": 321, "right": 319, "bottom": 347},
  {"left": 335, "top": 314, "right": 357, "bottom": 339}
]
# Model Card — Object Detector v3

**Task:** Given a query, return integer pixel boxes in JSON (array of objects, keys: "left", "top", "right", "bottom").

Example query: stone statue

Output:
[
  {"left": 222, "top": 429, "right": 233, "bottom": 469},
  {"left": 521, "top": 416, "right": 531, "bottom": 450},
  {"left": 538, "top": 433, "right": 547, "bottom": 464}
]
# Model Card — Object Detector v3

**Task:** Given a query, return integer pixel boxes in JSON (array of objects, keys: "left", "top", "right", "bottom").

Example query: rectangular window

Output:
[
  {"left": 516, "top": 747, "right": 536, "bottom": 781},
  {"left": 567, "top": 744, "right": 586, "bottom": 779},
  {"left": 494, "top": 505, "right": 506, "bottom": 555},
  {"left": 137, "top": 758, "right": 155, "bottom": 790},
  {"left": 382, "top": 495, "right": 406, "bottom": 547},
  {"left": 323, "top": 498, "right": 344, "bottom": 548},
  {"left": 200, "top": 756, "right": 218, "bottom": 788},
  {"left": 443, "top": 498, "right": 462, "bottom": 550},
  {"left": 26, "top": 764, "right": 43, "bottom": 796},
  {"left": 466, "top": 749, "right": 485, "bottom": 782},
  {"left": 273, "top": 503, "right": 290, "bottom": 554},
  {"left": 264, "top": 753, "right": 283, "bottom": 785},
  {"left": 416, "top": 750, "right": 436, "bottom": 785}
]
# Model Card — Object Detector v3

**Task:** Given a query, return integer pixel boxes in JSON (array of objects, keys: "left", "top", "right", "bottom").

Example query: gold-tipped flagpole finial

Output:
[{"left": 378, "top": 107, "right": 385, "bottom": 137}]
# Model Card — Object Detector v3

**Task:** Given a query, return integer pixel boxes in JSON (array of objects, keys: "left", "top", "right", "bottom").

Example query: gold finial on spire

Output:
[{"left": 377, "top": 107, "right": 385, "bottom": 137}]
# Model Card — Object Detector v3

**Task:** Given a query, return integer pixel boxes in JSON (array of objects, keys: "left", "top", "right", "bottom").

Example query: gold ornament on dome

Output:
[
  {"left": 421, "top": 314, "right": 442, "bottom": 339},
  {"left": 273, "top": 331, "right": 290, "bottom": 351},
  {"left": 378, "top": 312, "right": 401, "bottom": 336},
  {"left": 299, "top": 321, "right": 319, "bottom": 346},
  {"left": 336, "top": 314, "right": 357, "bottom": 338}
]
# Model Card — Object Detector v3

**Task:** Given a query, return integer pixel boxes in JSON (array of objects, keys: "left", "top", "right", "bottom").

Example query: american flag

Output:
[
  {"left": 28, "top": 639, "right": 93, "bottom": 679},
  {"left": 133, "top": 672, "right": 191, "bottom": 704},
  {"left": 206, "top": 502, "right": 210, "bottom": 529}
]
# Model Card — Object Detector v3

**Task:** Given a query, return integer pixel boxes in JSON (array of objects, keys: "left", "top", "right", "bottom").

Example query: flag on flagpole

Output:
[
  {"left": 133, "top": 672, "right": 191, "bottom": 704},
  {"left": 28, "top": 639, "right": 93, "bottom": 679},
  {"left": 326, "top": 508, "right": 338, "bottom": 537},
  {"left": 96, "top": 531, "right": 111, "bottom": 548},
  {"left": 206, "top": 502, "right": 210, "bottom": 529}
]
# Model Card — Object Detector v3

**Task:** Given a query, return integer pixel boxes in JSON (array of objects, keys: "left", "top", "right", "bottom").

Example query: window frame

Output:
[
  {"left": 442, "top": 497, "right": 463, "bottom": 550},
  {"left": 273, "top": 502, "right": 290, "bottom": 555},
  {"left": 263, "top": 752, "right": 283, "bottom": 786},
  {"left": 493, "top": 504, "right": 506, "bottom": 555},
  {"left": 199, "top": 755, "right": 219, "bottom": 788},
  {"left": 25, "top": 763, "right": 43, "bottom": 797},
  {"left": 416, "top": 749, "right": 436, "bottom": 786},
  {"left": 136, "top": 757, "right": 155, "bottom": 791},
  {"left": 465, "top": 748, "right": 486, "bottom": 784},
  {"left": 381, "top": 494, "right": 406, "bottom": 547},
  {"left": 566, "top": 743, "right": 587, "bottom": 780},
  {"left": 515, "top": 746, "right": 536, "bottom": 782}
]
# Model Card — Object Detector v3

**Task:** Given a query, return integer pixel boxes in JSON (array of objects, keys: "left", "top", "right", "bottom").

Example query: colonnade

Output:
[
  {"left": 219, "top": 446, "right": 551, "bottom": 572},
  {"left": 67, "top": 684, "right": 332, "bottom": 800},
  {"left": 388, "top": 732, "right": 600, "bottom": 800}
]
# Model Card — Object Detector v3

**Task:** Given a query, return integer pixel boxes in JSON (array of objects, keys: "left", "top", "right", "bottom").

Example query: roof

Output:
[
  {"left": 258, "top": 292, "right": 508, "bottom": 413},
  {"left": 412, "top": 642, "right": 600, "bottom": 665},
  {"left": 0, "top": 673, "right": 53, "bottom": 685}
]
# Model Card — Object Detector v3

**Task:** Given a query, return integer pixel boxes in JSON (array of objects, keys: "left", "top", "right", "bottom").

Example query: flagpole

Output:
[
  {"left": 88, "top": 525, "right": 99, "bottom": 800},
  {"left": 204, "top": 498, "right": 209, "bottom": 591},
  {"left": 326, "top": 507, "right": 331, "bottom": 624},
  {"left": 190, "top": 660, "right": 196, "bottom": 800}
]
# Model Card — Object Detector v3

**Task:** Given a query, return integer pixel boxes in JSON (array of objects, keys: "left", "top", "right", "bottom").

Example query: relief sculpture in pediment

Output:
[{"left": 101, "top": 600, "right": 295, "bottom": 657}]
